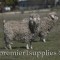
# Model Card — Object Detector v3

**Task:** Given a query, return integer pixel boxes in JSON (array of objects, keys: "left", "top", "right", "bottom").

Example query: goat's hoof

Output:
[
  {"left": 26, "top": 47, "right": 29, "bottom": 49},
  {"left": 43, "top": 39, "right": 46, "bottom": 43},
  {"left": 30, "top": 45, "right": 33, "bottom": 49}
]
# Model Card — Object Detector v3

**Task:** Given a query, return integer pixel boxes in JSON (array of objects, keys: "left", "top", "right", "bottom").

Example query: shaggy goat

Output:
[
  {"left": 38, "top": 12, "right": 58, "bottom": 42},
  {"left": 3, "top": 14, "right": 40, "bottom": 50}
]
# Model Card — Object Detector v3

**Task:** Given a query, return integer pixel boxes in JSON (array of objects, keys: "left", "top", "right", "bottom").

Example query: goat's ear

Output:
[
  {"left": 51, "top": 15, "right": 55, "bottom": 19},
  {"left": 49, "top": 14, "right": 55, "bottom": 20}
]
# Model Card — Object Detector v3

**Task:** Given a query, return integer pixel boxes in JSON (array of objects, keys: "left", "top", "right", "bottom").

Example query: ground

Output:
[{"left": 0, "top": 9, "right": 60, "bottom": 60}]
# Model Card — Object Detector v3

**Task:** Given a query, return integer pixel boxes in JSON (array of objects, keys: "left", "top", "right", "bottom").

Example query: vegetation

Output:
[
  {"left": 5, "top": 0, "right": 17, "bottom": 6},
  {"left": 3, "top": 0, "right": 60, "bottom": 8},
  {"left": 4, "top": 0, "right": 59, "bottom": 5}
]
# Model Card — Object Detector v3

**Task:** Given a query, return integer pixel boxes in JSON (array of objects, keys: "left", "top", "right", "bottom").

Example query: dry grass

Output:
[{"left": 0, "top": 10, "right": 60, "bottom": 60}]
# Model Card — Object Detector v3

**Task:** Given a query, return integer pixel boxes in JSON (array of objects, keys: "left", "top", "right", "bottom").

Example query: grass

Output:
[{"left": 0, "top": 10, "right": 60, "bottom": 60}]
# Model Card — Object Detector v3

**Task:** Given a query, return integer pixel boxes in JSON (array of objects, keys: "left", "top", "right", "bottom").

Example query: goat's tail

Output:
[
  {"left": 3, "top": 20, "right": 6, "bottom": 30},
  {"left": 3, "top": 20, "right": 6, "bottom": 24},
  {"left": 3, "top": 20, "right": 6, "bottom": 26}
]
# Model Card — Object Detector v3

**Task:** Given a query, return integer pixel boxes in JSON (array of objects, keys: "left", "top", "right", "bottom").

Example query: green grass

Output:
[{"left": 0, "top": 10, "right": 60, "bottom": 60}]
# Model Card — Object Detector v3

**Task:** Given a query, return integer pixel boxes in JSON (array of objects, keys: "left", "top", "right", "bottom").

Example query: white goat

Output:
[{"left": 3, "top": 13, "right": 41, "bottom": 50}]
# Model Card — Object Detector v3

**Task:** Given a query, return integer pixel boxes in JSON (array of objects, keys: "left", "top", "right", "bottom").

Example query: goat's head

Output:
[
  {"left": 49, "top": 12, "right": 58, "bottom": 22},
  {"left": 29, "top": 13, "right": 40, "bottom": 26},
  {"left": 29, "top": 13, "right": 41, "bottom": 33}
]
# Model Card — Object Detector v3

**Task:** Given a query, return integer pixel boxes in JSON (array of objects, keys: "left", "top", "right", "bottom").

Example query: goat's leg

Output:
[
  {"left": 39, "top": 32, "right": 46, "bottom": 43},
  {"left": 30, "top": 39, "right": 33, "bottom": 49},
  {"left": 4, "top": 35, "right": 12, "bottom": 50},
  {"left": 26, "top": 38, "right": 33, "bottom": 49}
]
